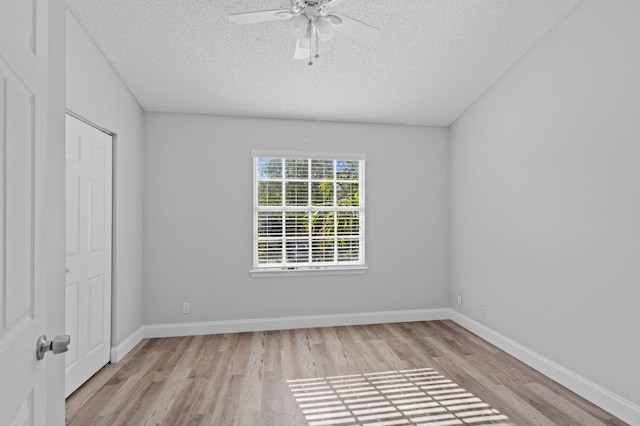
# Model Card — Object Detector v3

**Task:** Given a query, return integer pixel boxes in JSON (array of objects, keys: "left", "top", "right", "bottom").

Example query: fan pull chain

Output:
[{"left": 308, "top": 21, "right": 314, "bottom": 66}]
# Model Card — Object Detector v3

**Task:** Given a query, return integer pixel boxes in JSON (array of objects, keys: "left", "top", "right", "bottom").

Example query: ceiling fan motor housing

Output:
[{"left": 293, "top": 0, "right": 333, "bottom": 17}]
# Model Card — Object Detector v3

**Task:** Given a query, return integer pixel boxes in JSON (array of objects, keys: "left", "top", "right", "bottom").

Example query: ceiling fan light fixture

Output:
[
  {"left": 288, "top": 14, "right": 309, "bottom": 39},
  {"left": 325, "top": 14, "right": 342, "bottom": 26},
  {"left": 315, "top": 17, "right": 336, "bottom": 41},
  {"left": 299, "top": 31, "right": 312, "bottom": 49}
]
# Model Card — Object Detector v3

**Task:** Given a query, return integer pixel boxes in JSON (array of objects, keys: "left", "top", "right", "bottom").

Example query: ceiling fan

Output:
[{"left": 229, "top": 0, "right": 380, "bottom": 65}]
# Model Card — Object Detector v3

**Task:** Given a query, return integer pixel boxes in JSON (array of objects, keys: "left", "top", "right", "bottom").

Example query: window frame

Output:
[{"left": 251, "top": 150, "right": 367, "bottom": 277}]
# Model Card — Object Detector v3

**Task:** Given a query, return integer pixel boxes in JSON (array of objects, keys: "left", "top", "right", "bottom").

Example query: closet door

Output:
[{"left": 65, "top": 114, "right": 113, "bottom": 396}]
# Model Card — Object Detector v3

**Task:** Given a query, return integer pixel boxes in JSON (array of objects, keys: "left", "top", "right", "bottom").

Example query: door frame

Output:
[{"left": 45, "top": 1, "right": 67, "bottom": 424}]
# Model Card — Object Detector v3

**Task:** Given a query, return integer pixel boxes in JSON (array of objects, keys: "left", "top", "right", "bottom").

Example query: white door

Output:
[
  {"left": 0, "top": 1, "right": 61, "bottom": 425},
  {"left": 65, "top": 114, "right": 112, "bottom": 396}
]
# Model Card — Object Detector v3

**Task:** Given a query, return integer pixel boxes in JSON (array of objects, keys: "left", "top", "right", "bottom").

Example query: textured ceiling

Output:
[{"left": 66, "top": 0, "right": 581, "bottom": 126}]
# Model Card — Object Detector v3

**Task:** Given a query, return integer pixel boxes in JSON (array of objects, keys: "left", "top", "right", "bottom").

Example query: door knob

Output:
[{"left": 36, "top": 334, "right": 71, "bottom": 360}]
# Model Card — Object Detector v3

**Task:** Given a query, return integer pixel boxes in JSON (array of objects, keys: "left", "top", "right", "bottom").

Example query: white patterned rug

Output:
[{"left": 287, "top": 367, "right": 513, "bottom": 426}]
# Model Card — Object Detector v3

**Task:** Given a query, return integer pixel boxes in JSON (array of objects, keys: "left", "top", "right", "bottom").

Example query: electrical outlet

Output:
[
  {"left": 182, "top": 302, "right": 191, "bottom": 314},
  {"left": 457, "top": 294, "right": 463, "bottom": 306},
  {"left": 480, "top": 304, "right": 485, "bottom": 318}
]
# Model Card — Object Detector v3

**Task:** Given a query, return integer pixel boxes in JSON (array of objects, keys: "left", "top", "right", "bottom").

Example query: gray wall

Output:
[
  {"left": 144, "top": 113, "right": 449, "bottom": 325},
  {"left": 451, "top": 0, "right": 640, "bottom": 406},
  {"left": 66, "top": 11, "right": 145, "bottom": 347}
]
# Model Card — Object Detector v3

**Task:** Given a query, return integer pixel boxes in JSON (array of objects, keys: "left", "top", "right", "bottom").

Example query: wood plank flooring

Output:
[{"left": 65, "top": 320, "right": 628, "bottom": 425}]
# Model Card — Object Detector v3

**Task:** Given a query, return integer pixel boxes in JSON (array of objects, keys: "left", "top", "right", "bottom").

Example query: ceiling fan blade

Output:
[
  {"left": 294, "top": 39, "right": 311, "bottom": 60},
  {"left": 229, "top": 9, "right": 293, "bottom": 25},
  {"left": 332, "top": 13, "right": 380, "bottom": 44},
  {"left": 327, "top": 0, "right": 348, "bottom": 8}
]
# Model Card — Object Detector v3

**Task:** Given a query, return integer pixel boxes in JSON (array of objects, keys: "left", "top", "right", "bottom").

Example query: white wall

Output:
[
  {"left": 144, "top": 113, "right": 449, "bottom": 325},
  {"left": 451, "top": 0, "right": 640, "bottom": 408},
  {"left": 66, "top": 10, "right": 145, "bottom": 347}
]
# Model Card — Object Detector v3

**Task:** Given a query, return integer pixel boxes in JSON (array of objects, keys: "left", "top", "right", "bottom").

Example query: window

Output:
[{"left": 252, "top": 151, "right": 366, "bottom": 275}]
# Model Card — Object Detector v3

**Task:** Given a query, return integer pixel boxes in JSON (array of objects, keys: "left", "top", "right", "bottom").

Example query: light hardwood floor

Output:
[{"left": 65, "top": 320, "right": 627, "bottom": 425}]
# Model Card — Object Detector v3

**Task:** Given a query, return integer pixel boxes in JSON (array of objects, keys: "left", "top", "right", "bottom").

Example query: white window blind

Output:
[{"left": 252, "top": 151, "right": 365, "bottom": 272}]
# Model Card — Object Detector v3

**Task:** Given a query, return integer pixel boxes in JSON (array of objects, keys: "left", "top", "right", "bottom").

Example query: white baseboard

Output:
[
  {"left": 448, "top": 309, "right": 640, "bottom": 426},
  {"left": 110, "top": 326, "right": 145, "bottom": 363},
  {"left": 143, "top": 308, "right": 450, "bottom": 339}
]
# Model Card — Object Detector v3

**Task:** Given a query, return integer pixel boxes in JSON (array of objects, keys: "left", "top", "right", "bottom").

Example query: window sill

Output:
[{"left": 250, "top": 265, "right": 368, "bottom": 278}]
